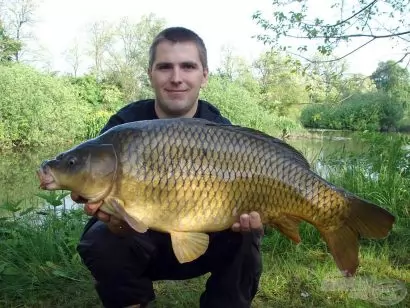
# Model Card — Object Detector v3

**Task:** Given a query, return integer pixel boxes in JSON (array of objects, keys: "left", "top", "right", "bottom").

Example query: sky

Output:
[{"left": 27, "top": 0, "right": 407, "bottom": 76}]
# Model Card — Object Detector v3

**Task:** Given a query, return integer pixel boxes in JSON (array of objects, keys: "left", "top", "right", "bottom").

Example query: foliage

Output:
[
  {"left": 371, "top": 60, "right": 410, "bottom": 109},
  {"left": 201, "top": 75, "right": 302, "bottom": 134},
  {"left": 300, "top": 91, "right": 404, "bottom": 131},
  {"left": 0, "top": 20, "right": 21, "bottom": 62},
  {"left": 0, "top": 192, "right": 96, "bottom": 306},
  {"left": 68, "top": 74, "right": 125, "bottom": 111},
  {"left": 253, "top": 50, "right": 310, "bottom": 117},
  {"left": 86, "top": 14, "right": 165, "bottom": 102},
  {"left": 371, "top": 61, "right": 410, "bottom": 92},
  {"left": 84, "top": 109, "right": 113, "bottom": 139},
  {"left": 0, "top": 63, "right": 90, "bottom": 149},
  {"left": 303, "top": 54, "right": 377, "bottom": 104},
  {"left": 252, "top": 0, "right": 410, "bottom": 62},
  {"left": 0, "top": 0, "right": 39, "bottom": 62}
]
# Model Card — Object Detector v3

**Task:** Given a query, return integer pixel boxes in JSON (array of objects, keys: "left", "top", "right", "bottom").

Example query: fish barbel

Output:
[{"left": 37, "top": 118, "right": 395, "bottom": 276}]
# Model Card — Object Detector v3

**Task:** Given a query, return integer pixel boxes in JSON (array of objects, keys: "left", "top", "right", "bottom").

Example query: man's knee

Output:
[
  {"left": 77, "top": 220, "right": 154, "bottom": 280},
  {"left": 199, "top": 231, "right": 263, "bottom": 308},
  {"left": 77, "top": 221, "right": 157, "bottom": 307}
]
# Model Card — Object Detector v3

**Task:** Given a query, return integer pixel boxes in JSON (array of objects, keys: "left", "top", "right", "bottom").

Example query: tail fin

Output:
[{"left": 320, "top": 195, "right": 395, "bottom": 276}]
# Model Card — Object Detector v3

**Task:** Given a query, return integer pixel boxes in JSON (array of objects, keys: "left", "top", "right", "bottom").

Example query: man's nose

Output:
[{"left": 170, "top": 68, "right": 182, "bottom": 84}]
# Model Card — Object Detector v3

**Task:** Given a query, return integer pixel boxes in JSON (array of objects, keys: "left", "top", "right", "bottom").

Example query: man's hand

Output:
[
  {"left": 231, "top": 211, "right": 264, "bottom": 235},
  {"left": 71, "top": 193, "right": 132, "bottom": 235}
]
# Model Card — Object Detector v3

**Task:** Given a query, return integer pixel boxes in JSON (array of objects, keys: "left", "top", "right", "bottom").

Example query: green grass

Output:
[
  {"left": 1, "top": 133, "right": 409, "bottom": 307},
  {"left": 0, "top": 210, "right": 408, "bottom": 307}
]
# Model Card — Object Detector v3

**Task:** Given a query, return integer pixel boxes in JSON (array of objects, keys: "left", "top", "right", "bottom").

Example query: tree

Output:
[
  {"left": 217, "top": 45, "right": 237, "bottom": 80},
  {"left": 252, "top": 0, "right": 410, "bottom": 64},
  {"left": 216, "top": 45, "right": 260, "bottom": 94},
  {"left": 0, "top": 19, "right": 21, "bottom": 62},
  {"left": 87, "top": 20, "right": 115, "bottom": 80},
  {"left": 101, "top": 14, "right": 165, "bottom": 101},
  {"left": 371, "top": 60, "right": 410, "bottom": 109},
  {"left": 253, "top": 50, "right": 310, "bottom": 116},
  {"left": 339, "top": 73, "right": 376, "bottom": 97},
  {"left": 305, "top": 54, "right": 349, "bottom": 104},
  {"left": 64, "top": 38, "right": 82, "bottom": 77},
  {"left": 0, "top": 0, "right": 38, "bottom": 62},
  {"left": 371, "top": 60, "right": 410, "bottom": 92}
]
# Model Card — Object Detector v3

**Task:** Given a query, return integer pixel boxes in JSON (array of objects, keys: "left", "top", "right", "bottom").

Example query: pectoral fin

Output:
[
  {"left": 104, "top": 197, "right": 148, "bottom": 233},
  {"left": 170, "top": 231, "right": 209, "bottom": 263}
]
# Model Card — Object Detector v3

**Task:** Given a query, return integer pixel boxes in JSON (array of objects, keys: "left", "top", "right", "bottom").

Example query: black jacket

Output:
[
  {"left": 99, "top": 99, "right": 231, "bottom": 134},
  {"left": 83, "top": 99, "right": 231, "bottom": 233}
]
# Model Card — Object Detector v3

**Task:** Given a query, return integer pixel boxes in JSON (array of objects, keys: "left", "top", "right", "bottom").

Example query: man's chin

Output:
[{"left": 157, "top": 99, "right": 197, "bottom": 117}]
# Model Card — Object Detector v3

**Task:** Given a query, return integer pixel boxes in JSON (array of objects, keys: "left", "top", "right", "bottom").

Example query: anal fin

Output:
[
  {"left": 320, "top": 225, "right": 359, "bottom": 277},
  {"left": 271, "top": 215, "right": 302, "bottom": 243},
  {"left": 103, "top": 197, "right": 148, "bottom": 233},
  {"left": 170, "top": 231, "right": 209, "bottom": 263}
]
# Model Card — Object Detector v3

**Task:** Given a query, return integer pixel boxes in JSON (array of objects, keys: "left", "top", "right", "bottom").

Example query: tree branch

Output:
[
  {"left": 288, "top": 38, "right": 376, "bottom": 64},
  {"left": 325, "top": 0, "right": 378, "bottom": 28},
  {"left": 297, "top": 0, "right": 378, "bottom": 29},
  {"left": 286, "top": 29, "right": 410, "bottom": 40},
  {"left": 372, "top": 18, "right": 410, "bottom": 43}
]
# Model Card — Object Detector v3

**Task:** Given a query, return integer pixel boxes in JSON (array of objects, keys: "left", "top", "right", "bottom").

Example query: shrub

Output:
[
  {"left": 300, "top": 91, "right": 404, "bottom": 131},
  {"left": 0, "top": 64, "right": 91, "bottom": 149},
  {"left": 201, "top": 76, "right": 302, "bottom": 134}
]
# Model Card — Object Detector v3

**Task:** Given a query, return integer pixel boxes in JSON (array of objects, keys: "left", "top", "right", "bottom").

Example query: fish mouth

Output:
[{"left": 37, "top": 166, "right": 59, "bottom": 190}]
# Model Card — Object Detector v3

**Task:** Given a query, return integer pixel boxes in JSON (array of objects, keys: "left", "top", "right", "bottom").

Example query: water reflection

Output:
[{"left": 0, "top": 143, "right": 74, "bottom": 210}]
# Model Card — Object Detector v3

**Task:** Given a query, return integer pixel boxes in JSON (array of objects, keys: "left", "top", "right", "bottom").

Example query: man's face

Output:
[{"left": 148, "top": 40, "right": 208, "bottom": 118}]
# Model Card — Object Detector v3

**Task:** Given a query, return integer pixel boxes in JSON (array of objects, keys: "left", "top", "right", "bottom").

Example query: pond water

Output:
[{"left": 0, "top": 129, "right": 393, "bottom": 215}]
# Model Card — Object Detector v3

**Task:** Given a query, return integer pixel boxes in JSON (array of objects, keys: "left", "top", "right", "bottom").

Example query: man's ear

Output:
[
  {"left": 147, "top": 68, "right": 153, "bottom": 85},
  {"left": 201, "top": 69, "right": 209, "bottom": 88}
]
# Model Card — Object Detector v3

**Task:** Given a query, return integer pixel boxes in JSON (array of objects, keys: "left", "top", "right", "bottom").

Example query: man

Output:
[{"left": 74, "top": 26, "right": 263, "bottom": 308}]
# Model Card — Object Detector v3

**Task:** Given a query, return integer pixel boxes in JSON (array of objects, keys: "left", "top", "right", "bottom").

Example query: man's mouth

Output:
[{"left": 165, "top": 89, "right": 188, "bottom": 93}]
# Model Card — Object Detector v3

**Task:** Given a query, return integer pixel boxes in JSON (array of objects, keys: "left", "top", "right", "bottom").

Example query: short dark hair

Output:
[{"left": 148, "top": 27, "right": 208, "bottom": 71}]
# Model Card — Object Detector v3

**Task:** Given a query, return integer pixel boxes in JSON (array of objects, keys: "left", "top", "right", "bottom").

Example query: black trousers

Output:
[{"left": 77, "top": 220, "right": 262, "bottom": 308}]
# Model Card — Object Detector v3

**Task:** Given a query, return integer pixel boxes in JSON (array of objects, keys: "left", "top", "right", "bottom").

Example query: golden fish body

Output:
[
  {"left": 38, "top": 118, "right": 395, "bottom": 276},
  {"left": 113, "top": 120, "right": 345, "bottom": 231}
]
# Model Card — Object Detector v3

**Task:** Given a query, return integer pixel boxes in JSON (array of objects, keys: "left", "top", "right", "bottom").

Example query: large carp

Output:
[{"left": 37, "top": 118, "right": 395, "bottom": 276}]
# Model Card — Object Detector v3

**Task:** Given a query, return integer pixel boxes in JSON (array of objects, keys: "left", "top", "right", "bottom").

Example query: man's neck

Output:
[{"left": 154, "top": 100, "right": 199, "bottom": 119}]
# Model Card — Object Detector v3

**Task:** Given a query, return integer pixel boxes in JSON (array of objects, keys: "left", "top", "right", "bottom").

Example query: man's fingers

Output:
[
  {"left": 96, "top": 210, "right": 110, "bottom": 223},
  {"left": 84, "top": 202, "right": 103, "bottom": 216},
  {"left": 84, "top": 204, "right": 95, "bottom": 216},
  {"left": 240, "top": 214, "right": 250, "bottom": 232},
  {"left": 82, "top": 199, "right": 131, "bottom": 235},
  {"left": 231, "top": 222, "right": 241, "bottom": 232},
  {"left": 107, "top": 216, "right": 132, "bottom": 235},
  {"left": 71, "top": 192, "right": 88, "bottom": 203},
  {"left": 231, "top": 212, "right": 264, "bottom": 234},
  {"left": 249, "top": 212, "right": 261, "bottom": 229}
]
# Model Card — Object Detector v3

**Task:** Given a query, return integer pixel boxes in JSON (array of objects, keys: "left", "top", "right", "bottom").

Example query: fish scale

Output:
[{"left": 38, "top": 117, "right": 395, "bottom": 276}]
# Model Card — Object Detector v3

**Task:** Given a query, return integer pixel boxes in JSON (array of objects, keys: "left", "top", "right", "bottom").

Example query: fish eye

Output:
[{"left": 67, "top": 157, "right": 76, "bottom": 166}]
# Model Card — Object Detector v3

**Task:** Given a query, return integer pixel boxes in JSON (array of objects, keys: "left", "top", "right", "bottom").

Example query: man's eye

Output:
[
  {"left": 157, "top": 65, "right": 171, "bottom": 70},
  {"left": 183, "top": 64, "right": 196, "bottom": 70}
]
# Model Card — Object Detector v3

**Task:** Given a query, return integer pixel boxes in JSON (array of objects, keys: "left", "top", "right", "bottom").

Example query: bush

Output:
[
  {"left": 67, "top": 74, "right": 125, "bottom": 112},
  {"left": 300, "top": 91, "right": 404, "bottom": 131},
  {"left": 201, "top": 76, "right": 302, "bottom": 134},
  {"left": 0, "top": 64, "right": 91, "bottom": 149}
]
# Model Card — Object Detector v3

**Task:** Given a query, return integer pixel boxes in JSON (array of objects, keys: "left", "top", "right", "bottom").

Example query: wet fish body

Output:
[{"left": 37, "top": 118, "right": 395, "bottom": 276}]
